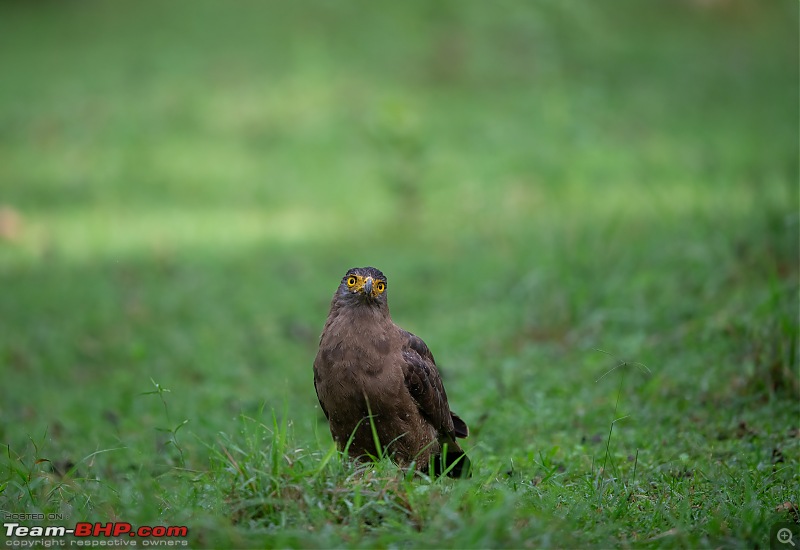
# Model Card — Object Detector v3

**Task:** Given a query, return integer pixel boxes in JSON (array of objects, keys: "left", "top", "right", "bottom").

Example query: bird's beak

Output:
[{"left": 363, "top": 277, "right": 373, "bottom": 297}]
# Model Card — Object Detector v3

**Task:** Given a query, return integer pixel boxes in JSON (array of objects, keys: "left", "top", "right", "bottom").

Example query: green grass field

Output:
[{"left": 1, "top": 1, "right": 798, "bottom": 547}]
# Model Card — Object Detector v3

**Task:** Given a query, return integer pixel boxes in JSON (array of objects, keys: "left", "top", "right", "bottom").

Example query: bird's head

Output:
[{"left": 336, "top": 266, "right": 388, "bottom": 307}]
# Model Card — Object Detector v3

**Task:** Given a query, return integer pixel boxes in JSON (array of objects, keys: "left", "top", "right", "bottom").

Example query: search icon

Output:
[{"left": 778, "top": 528, "right": 796, "bottom": 547}]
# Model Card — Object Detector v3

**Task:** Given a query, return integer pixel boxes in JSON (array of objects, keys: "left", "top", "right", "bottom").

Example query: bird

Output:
[{"left": 313, "top": 266, "right": 471, "bottom": 478}]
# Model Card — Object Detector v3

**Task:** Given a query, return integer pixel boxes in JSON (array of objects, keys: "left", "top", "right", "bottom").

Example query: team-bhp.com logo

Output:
[{"left": 4, "top": 522, "right": 189, "bottom": 547}]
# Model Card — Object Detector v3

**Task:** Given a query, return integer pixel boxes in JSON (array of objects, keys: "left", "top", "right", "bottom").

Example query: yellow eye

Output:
[
  {"left": 375, "top": 281, "right": 386, "bottom": 293},
  {"left": 346, "top": 276, "right": 357, "bottom": 287}
]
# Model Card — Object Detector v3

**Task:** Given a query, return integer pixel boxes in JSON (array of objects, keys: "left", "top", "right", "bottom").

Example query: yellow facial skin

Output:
[{"left": 345, "top": 274, "right": 386, "bottom": 299}]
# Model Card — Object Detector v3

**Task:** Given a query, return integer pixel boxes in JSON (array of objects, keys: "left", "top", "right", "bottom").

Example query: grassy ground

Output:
[{"left": 1, "top": 1, "right": 798, "bottom": 547}]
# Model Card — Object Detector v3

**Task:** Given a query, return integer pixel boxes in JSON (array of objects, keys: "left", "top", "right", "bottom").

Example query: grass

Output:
[{"left": 1, "top": 0, "right": 798, "bottom": 547}]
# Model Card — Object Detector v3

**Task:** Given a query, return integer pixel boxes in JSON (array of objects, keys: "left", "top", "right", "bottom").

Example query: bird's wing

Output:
[
  {"left": 400, "top": 330, "right": 468, "bottom": 439},
  {"left": 312, "top": 360, "right": 330, "bottom": 420}
]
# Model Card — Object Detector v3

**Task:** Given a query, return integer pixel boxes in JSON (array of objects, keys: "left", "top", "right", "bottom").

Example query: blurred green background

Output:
[{"left": 1, "top": 0, "right": 797, "bottom": 546}]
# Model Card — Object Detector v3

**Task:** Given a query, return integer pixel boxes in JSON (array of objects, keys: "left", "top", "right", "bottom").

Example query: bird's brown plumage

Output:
[{"left": 313, "top": 267, "right": 470, "bottom": 477}]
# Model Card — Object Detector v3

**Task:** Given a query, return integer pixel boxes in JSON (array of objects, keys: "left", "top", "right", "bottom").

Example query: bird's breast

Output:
[{"left": 316, "top": 336, "right": 403, "bottom": 401}]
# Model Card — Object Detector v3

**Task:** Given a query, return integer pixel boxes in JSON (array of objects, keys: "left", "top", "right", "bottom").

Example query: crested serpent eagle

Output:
[{"left": 313, "top": 267, "right": 471, "bottom": 478}]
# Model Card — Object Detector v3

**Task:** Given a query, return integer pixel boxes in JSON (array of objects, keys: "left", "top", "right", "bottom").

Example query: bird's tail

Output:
[{"left": 432, "top": 441, "right": 471, "bottom": 479}]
